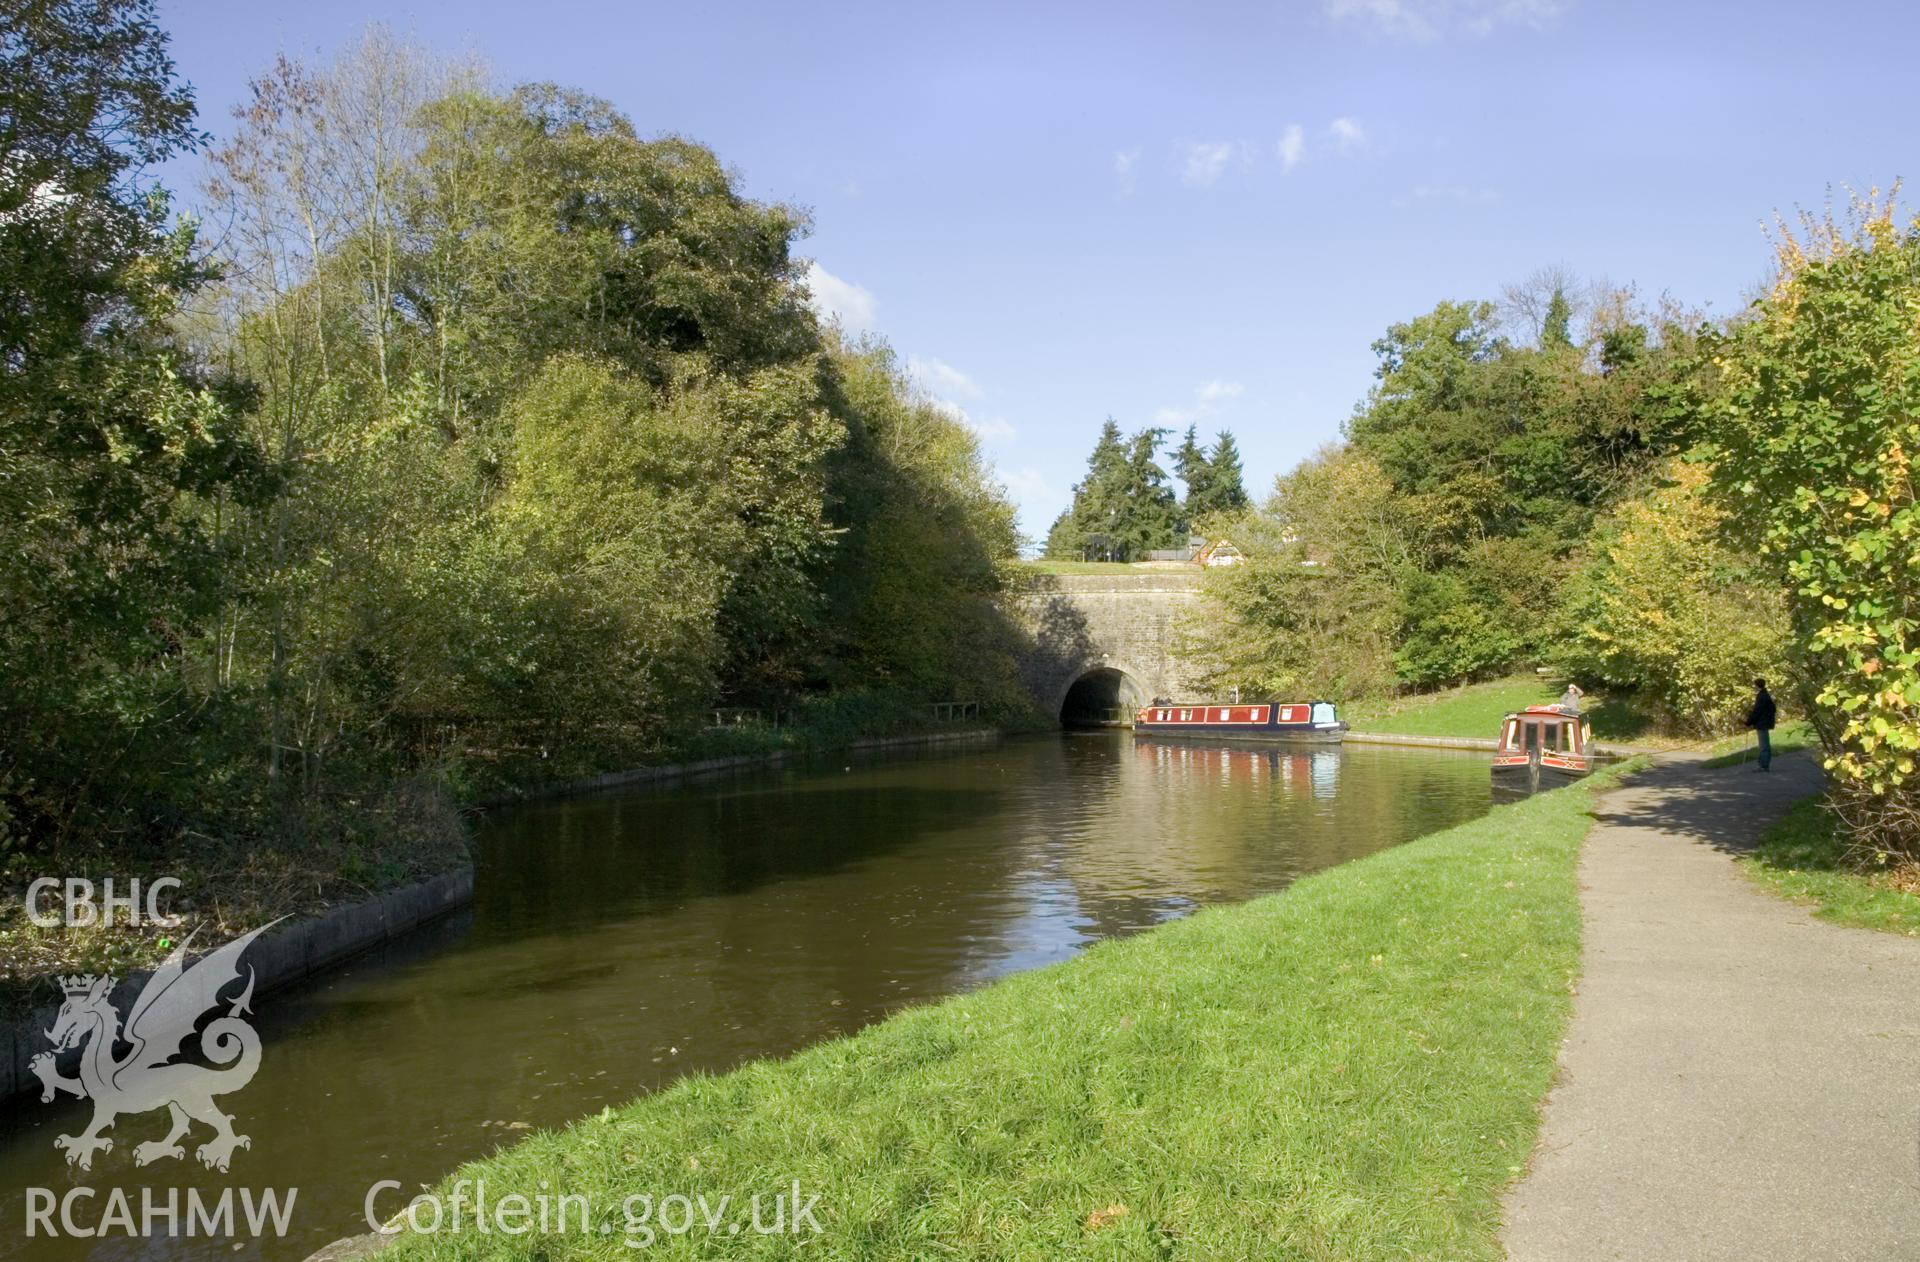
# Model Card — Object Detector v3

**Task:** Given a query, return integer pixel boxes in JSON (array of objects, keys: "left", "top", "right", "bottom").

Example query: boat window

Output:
[
  {"left": 1543, "top": 721, "right": 1560, "bottom": 751},
  {"left": 1523, "top": 722, "right": 1541, "bottom": 753},
  {"left": 1563, "top": 722, "right": 1578, "bottom": 752}
]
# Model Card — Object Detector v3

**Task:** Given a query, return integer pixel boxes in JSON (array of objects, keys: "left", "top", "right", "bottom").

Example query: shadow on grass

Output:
[{"left": 1585, "top": 695, "right": 1660, "bottom": 743}]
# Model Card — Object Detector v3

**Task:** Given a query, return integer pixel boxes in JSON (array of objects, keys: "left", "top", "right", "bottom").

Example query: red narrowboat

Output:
[
  {"left": 1492, "top": 704, "right": 1594, "bottom": 787},
  {"left": 1133, "top": 700, "right": 1347, "bottom": 743}
]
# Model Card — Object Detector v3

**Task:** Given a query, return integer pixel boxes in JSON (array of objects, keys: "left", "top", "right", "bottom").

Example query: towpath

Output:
[{"left": 1504, "top": 752, "right": 1920, "bottom": 1261}]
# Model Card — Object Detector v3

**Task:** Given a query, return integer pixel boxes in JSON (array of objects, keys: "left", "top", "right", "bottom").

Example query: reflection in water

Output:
[{"left": 0, "top": 735, "right": 1491, "bottom": 1261}]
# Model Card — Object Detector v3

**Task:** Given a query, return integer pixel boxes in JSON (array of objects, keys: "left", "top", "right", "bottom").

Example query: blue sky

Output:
[{"left": 158, "top": 0, "right": 1915, "bottom": 543}]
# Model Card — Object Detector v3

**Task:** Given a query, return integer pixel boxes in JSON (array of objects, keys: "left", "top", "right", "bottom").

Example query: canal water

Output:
[{"left": 0, "top": 734, "right": 1492, "bottom": 1260}]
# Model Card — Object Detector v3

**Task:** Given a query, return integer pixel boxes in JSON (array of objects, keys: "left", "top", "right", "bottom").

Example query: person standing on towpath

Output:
[{"left": 1744, "top": 678, "right": 1777, "bottom": 771}]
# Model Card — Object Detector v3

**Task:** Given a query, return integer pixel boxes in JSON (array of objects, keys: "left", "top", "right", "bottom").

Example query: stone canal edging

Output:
[
  {"left": 2, "top": 866, "right": 474, "bottom": 1104},
  {"left": 1345, "top": 730, "right": 1503, "bottom": 751}
]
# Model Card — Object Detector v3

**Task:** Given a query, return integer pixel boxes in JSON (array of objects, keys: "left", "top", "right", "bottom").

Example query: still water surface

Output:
[{"left": 0, "top": 734, "right": 1492, "bottom": 1260}]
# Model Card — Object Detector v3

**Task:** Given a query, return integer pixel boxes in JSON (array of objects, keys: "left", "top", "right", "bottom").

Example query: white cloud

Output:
[
  {"left": 1156, "top": 379, "right": 1246, "bottom": 428},
  {"left": 1464, "top": 0, "right": 1569, "bottom": 34},
  {"left": 907, "top": 355, "right": 982, "bottom": 400},
  {"left": 1278, "top": 124, "right": 1306, "bottom": 172},
  {"left": 1325, "top": 0, "right": 1569, "bottom": 40},
  {"left": 1326, "top": 0, "right": 1435, "bottom": 38},
  {"left": 932, "top": 397, "right": 1014, "bottom": 443},
  {"left": 1003, "top": 466, "right": 1053, "bottom": 499},
  {"left": 1113, "top": 146, "right": 1142, "bottom": 195},
  {"left": 907, "top": 355, "right": 1010, "bottom": 443},
  {"left": 1400, "top": 183, "right": 1501, "bottom": 206},
  {"left": 1327, "top": 117, "right": 1368, "bottom": 152},
  {"left": 802, "top": 261, "right": 876, "bottom": 331},
  {"left": 1181, "top": 140, "right": 1241, "bottom": 187},
  {"left": 967, "top": 414, "right": 1017, "bottom": 442}
]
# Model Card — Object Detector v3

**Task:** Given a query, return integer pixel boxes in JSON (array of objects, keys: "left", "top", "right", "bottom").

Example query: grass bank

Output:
[
  {"left": 1342, "top": 675, "right": 1560, "bottom": 739},
  {"left": 1344, "top": 674, "right": 1718, "bottom": 748},
  {"left": 383, "top": 761, "right": 1643, "bottom": 1261},
  {"left": 1739, "top": 796, "right": 1920, "bottom": 936}
]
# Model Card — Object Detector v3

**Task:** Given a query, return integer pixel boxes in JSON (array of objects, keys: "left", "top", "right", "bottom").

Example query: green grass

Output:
[
  {"left": 1343, "top": 675, "right": 1561, "bottom": 740},
  {"left": 1013, "top": 558, "right": 1158, "bottom": 575},
  {"left": 1702, "top": 720, "right": 1818, "bottom": 768},
  {"left": 1738, "top": 796, "right": 1920, "bottom": 936},
  {"left": 1342, "top": 675, "right": 1666, "bottom": 745},
  {"left": 384, "top": 761, "right": 1645, "bottom": 1261}
]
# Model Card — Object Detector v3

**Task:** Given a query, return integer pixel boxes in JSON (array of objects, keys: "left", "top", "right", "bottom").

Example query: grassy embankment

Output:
[
  {"left": 1343, "top": 674, "right": 1665, "bottom": 746},
  {"left": 1738, "top": 796, "right": 1920, "bottom": 937},
  {"left": 384, "top": 760, "right": 1645, "bottom": 1261}
]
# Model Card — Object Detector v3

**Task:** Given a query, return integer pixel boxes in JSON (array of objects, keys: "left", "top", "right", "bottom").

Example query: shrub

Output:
[
  {"left": 1700, "top": 193, "right": 1920, "bottom": 856},
  {"left": 1554, "top": 461, "right": 1787, "bottom": 734}
]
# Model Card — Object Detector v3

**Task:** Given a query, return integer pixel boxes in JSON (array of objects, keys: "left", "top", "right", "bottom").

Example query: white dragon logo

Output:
[{"left": 29, "top": 922, "right": 278, "bottom": 1172}]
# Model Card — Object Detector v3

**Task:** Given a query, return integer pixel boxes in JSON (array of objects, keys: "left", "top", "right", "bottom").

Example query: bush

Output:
[
  {"left": 1700, "top": 195, "right": 1920, "bottom": 857},
  {"left": 1553, "top": 462, "right": 1787, "bottom": 734},
  {"left": 1393, "top": 570, "right": 1518, "bottom": 687}
]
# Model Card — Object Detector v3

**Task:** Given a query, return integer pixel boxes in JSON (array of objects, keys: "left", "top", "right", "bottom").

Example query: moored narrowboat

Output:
[
  {"left": 1133, "top": 700, "right": 1347, "bottom": 743},
  {"left": 1492, "top": 704, "right": 1594, "bottom": 787}
]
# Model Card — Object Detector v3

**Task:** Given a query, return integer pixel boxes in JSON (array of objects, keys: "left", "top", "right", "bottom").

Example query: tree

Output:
[
  {"left": 1698, "top": 194, "right": 1920, "bottom": 858},
  {"left": 0, "top": 12, "right": 1041, "bottom": 872},
  {"left": 1192, "top": 430, "right": 1249, "bottom": 519},
  {"left": 201, "top": 30, "right": 479, "bottom": 788},
  {"left": 1541, "top": 288, "right": 1574, "bottom": 350},
  {"left": 1555, "top": 462, "right": 1786, "bottom": 733},
  {"left": 1047, "top": 419, "right": 1182, "bottom": 561},
  {"left": 1118, "top": 427, "right": 1182, "bottom": 557},
  {"left": 0, "top": 0, "right": 266, "bottom": 855},
  {"left": 816, "top": 341, "right": 1021, "bottom": 703},
  {"left": 1500, "top": 263, "right": 1583, "bottom": 346},
  {"left": 1392, "top": 570, "right": 1519, "bottom": 686},
  {"left": 1344, "top": 299, "right": 1507, "bottom": 552},
  {"left": 1189, "top": 446, "right": 1406, "bottom": 699},
  {"left": 1173, "top": 425, "right": 1211, "bottom": 524}
]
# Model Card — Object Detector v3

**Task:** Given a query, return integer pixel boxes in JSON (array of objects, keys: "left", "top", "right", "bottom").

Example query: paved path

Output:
[{"left": 1503, "top": 753, "right": 1920, "bottom": 1261}]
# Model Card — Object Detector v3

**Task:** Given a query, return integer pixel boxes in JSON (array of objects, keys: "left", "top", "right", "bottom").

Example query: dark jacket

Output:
[{"left": 1745, "top": 689, "right": 1777, "bottom": 731}]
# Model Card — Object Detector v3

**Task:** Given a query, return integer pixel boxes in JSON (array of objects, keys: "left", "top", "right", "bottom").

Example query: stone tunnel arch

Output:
[
  {"left": 1055, "top": 663, "right": 1149, "bottom": 727},
  {"left": 1008, "top": 571, "right": 1204, "bottom": 726}
]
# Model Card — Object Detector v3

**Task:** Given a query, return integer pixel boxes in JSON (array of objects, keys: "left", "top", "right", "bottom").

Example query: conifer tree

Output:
[{"left": 1201, "top": 430, "right": 1250, "bottom": 516}]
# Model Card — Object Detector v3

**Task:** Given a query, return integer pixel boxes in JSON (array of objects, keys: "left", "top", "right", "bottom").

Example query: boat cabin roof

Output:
[
  {"left": 1508, "top": 704, "right": 1584, "bottom": 721},
  {"left": 1497, "top": 704, "right": 1592, "bottom": 756}
]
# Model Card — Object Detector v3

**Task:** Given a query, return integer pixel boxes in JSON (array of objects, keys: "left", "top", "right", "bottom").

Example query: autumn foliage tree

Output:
[
  {"left": 1699, "top": 194, "right": 1920, "bottom": 858},
  {"left": 1554, "top": 461, "right": 1787, "bottom": 734}
]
